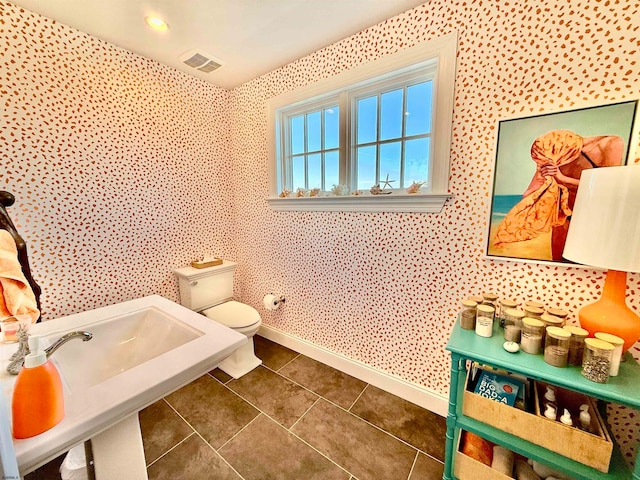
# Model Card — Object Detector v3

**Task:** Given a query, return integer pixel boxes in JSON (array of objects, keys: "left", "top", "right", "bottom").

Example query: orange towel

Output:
[
  {"left": 493, "top": 130, "right": 582, "bottom": 248},
  {"left": 0, "top": 230, "right": 39, "bottom": 322}
]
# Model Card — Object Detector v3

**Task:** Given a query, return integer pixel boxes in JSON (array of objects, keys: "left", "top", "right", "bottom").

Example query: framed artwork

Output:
[{"left": 486, "top": 100, "right": 638, "bottom": 264}]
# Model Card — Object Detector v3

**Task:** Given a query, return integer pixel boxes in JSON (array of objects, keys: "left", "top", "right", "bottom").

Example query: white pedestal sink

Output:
[{"left": 0, "top": 295, "right": 246, "bottom": 478}]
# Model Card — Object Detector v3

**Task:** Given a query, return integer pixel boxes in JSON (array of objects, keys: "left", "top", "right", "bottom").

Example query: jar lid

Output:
[
  {"left": 524, "top": 305, "right": 545, "bottom": 315},
  {"left": 482, "top": 293, "right": 499, "bottom": 301},
  {"left": 540, "top": 313, "right": 563, "bottom": 325},
  {"left": 476, "top": 304, "right": 495, "bottom": 313},
  {"left": 594, "top": 332, "right": 624, "bottom": 346},
  {"left": 546, "top": 326, "right": 571, "bottom": 339},
  {"left": 504, "top": 308, "right": 525, "bottom": 318},
  {"left": 462, "top": 299, "right": 478, "bottom": 308},
  {"left": 547, "top": 308, "right": 568, "bottom": 318},
  {"left": 469, "top": 296, "right": 484, "bottom": 304},
  {"left": 585, "top": 338, "right": 615, "bottom": 351},
  {"left": 525, "top": 300, "right": 545, "bottom": 309},
  {"left": 563, "top": 325, "right": 588, "bottom": 336},
  {"left": 522, "top": 317, "right": 544, "bottom": 327},
  {"left": 499, "top": 298, "right": 518, "bottom": 308}
]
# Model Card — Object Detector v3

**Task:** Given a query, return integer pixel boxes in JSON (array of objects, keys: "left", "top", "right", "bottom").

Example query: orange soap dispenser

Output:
[{"left": 12, "top": 335, "right": 64, "bottom": 439}]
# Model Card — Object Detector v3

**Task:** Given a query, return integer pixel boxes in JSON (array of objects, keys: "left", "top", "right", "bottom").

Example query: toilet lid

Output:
[{"left": 202, "top": 301, "right": 261, "bottom": 329}]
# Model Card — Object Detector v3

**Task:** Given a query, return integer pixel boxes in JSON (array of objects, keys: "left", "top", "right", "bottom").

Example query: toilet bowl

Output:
[
  {"left": 202, "top": 300, "right": 262, "bottom": 378},
  {"left": 173, "top": 261, "right": 262, "bottom": 379}
]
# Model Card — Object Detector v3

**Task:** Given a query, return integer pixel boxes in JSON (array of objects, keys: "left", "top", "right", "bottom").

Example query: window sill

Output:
[{"left": 266, "top": 193, "right": 452, "bottom": 213}]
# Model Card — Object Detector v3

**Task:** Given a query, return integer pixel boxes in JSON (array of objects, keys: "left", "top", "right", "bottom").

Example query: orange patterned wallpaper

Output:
[
  {"left": 231, "top": 0, "right": 640, "bottom": 381},
  {"left": 228, "top": 0, "right": 640, "bottom": 463},
  {"left": 1, "top": 0, "right": 639, "bottom": 464},
  {"left": 1, "top": 1, "right": 236, "bottom": 318}
]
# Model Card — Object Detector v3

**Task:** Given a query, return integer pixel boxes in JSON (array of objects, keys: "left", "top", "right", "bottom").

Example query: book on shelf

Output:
[{"left": 473, "top": 369, "right": 524, "bottom": 407}]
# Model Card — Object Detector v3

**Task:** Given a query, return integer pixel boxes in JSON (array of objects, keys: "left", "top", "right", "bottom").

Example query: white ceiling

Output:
[{"left": 9, "top": 0, "right": 426, "bottom": 89}]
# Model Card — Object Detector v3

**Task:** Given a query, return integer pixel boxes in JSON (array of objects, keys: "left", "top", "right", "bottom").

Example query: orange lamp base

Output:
[{"left": 578, "top": 269, "right": 640, "bottom": 353}]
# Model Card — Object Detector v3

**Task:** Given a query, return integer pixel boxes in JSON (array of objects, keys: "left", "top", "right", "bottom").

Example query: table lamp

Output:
[{"left": 563, "top": 165, "right": 640, "bottom": 352}]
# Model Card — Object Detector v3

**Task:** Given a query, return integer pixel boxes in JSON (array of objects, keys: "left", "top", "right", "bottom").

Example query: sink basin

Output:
[
  {"left": 46, "top": 306, "right": 202, "bottom": 391},
  {"left": 0, "top": 295, "right": 246, "bottom": 475}
]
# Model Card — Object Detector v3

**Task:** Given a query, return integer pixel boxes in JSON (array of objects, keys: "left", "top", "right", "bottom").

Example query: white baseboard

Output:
[{"left": 258, "top": 325, "right": 448, "bottom": 417}]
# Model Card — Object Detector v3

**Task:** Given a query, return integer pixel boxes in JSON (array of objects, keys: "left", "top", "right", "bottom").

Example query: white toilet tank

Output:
[{"left": 174, "top": 261, "right": 237, "bottom": 312}]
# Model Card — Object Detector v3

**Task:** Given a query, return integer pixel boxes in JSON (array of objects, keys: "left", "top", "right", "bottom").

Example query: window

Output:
[
  {"left": 267, "top": 32, "right": 457, "bottom": 212},
  {"left": 287, "top": 103, "right": 340, "bottom": 191},
  {"left": 352, "top": 77, "right": 433, "bottom": 191}
]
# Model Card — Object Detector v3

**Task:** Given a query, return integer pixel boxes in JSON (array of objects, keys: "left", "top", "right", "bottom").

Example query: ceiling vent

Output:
[{"left": 179, "top": 49, "right": 223, "bottom": 73}]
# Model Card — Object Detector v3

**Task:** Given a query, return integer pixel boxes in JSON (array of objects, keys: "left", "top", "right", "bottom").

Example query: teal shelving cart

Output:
[{"left": 444, "top": 321, "right": 640, "bottom": 480}]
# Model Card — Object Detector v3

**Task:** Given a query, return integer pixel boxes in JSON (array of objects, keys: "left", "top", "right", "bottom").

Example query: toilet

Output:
[{"left": 174, "top": 260, "right": 262, "bottom": 378}]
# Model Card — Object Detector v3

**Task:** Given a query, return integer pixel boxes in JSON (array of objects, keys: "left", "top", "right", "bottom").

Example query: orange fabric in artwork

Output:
[{"left": 493, "top": 130, "right": 583, "bottom": 248}]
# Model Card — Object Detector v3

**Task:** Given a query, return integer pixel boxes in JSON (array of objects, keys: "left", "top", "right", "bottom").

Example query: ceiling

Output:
[{"left": 9, "top": 0, "right": 426, "bottom": 90}]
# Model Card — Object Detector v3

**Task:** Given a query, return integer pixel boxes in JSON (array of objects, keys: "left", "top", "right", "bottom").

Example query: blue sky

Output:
[{"left": 290, "top": 80, "right": 433, "bottom": 190}]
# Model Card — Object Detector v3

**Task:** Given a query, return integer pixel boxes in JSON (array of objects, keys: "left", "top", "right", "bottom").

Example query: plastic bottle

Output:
[
  {"left": 544, "top": 403, "right": 557, "bottom": 420},
  {"left": 579, "top": 404, "right": 592, "bottom": 432},
  {"left": 543, "top": 386, "right": 557, "bottom": 416},
  {"left": 544, "top": 386, "right": 556, "bottom": 403},
  {"left": 560, "top": 409, "right": 573, "bottom": 426},
  {"left": 12, "top": 336, "right": 65, "bottom": 438}
]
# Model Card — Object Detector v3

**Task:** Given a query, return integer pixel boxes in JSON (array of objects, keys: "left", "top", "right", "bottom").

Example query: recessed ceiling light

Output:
[{"left": 145, "top": 16, "right": 169, "bottom": 32}]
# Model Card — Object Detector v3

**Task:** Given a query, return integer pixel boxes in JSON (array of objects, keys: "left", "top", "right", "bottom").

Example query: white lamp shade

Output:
[{"left": 563, "top": 165, "right": 640, "bottom": 272}]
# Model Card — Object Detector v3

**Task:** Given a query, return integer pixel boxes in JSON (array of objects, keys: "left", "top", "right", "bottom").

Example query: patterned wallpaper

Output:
[
  {"left": 1, "top": 1, "right": 235, "bottom": 318},
  {"left": 232, "top": 0, "right": 640, "bottom": 384},
  {"left": 228, "top": 0, "right": 640, "bottom": 464},
  {"left": 1, "top": 0, "right": 640, "bottom": 465}
]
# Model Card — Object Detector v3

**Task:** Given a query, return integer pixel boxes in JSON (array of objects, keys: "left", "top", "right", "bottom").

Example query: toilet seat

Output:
[{"left": 202, "top": 301, "right": 260, "bottom": 329}]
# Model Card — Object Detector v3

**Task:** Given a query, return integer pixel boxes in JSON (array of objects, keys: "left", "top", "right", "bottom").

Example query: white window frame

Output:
[
  {"left": 347, "top": 68, "right": 435, "bottom": 192},
  {"left": 267, "top": 32, "right": 457, "bottom": 213},
  {"left": 281, "top": 96, "right": 341, "bottom": 191}
]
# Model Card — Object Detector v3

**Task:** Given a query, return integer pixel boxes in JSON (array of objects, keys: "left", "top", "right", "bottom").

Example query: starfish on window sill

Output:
[{"left": 381, "top": 173, "right": 396, "bottom": 189}]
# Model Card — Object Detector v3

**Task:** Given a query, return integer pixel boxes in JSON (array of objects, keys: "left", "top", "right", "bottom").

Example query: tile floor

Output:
[{"left": 27, "top": 335, "right": 446, "bottom": 480}]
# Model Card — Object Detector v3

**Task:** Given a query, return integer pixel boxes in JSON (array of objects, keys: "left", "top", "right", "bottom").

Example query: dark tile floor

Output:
[{"left": 26, "top": 335, "right": 446, "bottom": 480}]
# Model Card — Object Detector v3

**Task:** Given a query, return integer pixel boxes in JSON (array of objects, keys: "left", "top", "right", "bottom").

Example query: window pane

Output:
[
  {"left": 307, "top": 111, "right": 321, "bottom": 152},
  {"left": 380, "top": 89, "right": 403, "bottom": 141},
  {"left": 324, "top": 107, "right": 339, "bottom": 150},
  {"left": 356, "top": 145, "right": 377, "bottom": 190},
  {"left": 290, "top": 115, "right": 305, "bottom": 155},
  {"left": 379, "top": 142, "right": 401, "bottom": 187},
  {"left": 357, "top": 96, "right": 377, "bottom": 145},
  {"left": 324, "top": 150, "right": 339, "bottom": 189},
  {"left": 292, "top": 155, "right": 306, "bottom": 190},
  {"left": 404, "top": 137, "right": 430, "bottom": 184},
  {"left": 308, "top": 153, "right": 322, "bottom": 189},
  {"left": 406, "top": 81, "right": 432, "bottom": 136}
]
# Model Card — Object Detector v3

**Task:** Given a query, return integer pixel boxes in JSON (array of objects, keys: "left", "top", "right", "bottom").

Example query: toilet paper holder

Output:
[
  {"left": 263, "top": 293, "right": 286, "bottom": 311},
  {"left": 269, "top": 294, "right": 285, "bottom": 307}
]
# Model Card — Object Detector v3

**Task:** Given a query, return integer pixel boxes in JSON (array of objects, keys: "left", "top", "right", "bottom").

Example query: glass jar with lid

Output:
[
  {"left": 544, "top": 326, "right": 571, "bottom": 367},
  {"left": 459, "top": 299, "right": 478, "bottom": 330},
  {"left": 497, "top": 298, "right": 518, "bottom": 328},
  {"left": 594, "top": 332, "right": 624, "bottom": 377},
  {"left": 524, "top": 300, "right": 545, "bottom": 310},
  {"left": 523, "top": 305, "right": 544, "bottom": 320},
  {"left": 547, "top": 308, "right": 569, "bottom": 322},
  {"left": 503, "top": 308, "right": 525, "bottom": 343},
  {"left": 475, "top": 305, "right": 495, "bottom": 337},
  {"left": 582, "top": 338, "right": 614, "bottom": 383},
  {"left": 482, "top": 293, "right": 499, "bottom": 309},
  {"left": 521, "top": 318, "right": 545, "bottom": 354},
  {"left": 469, "top": 295, "right": 484, "bottom": 305},
  {"left": 563, "top": 325, "right": 589, "bottom": 366},
  {"left": 540, "top": 313, "right": 564, "bottom": 329}
]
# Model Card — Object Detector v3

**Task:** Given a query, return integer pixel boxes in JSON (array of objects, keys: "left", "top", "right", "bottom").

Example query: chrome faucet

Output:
[
  {"left": 45, "top": 331, "right": 93, "bottom": 358},
  {"left": 6, "top": 330, "right": 93, "bottom": 375}
]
